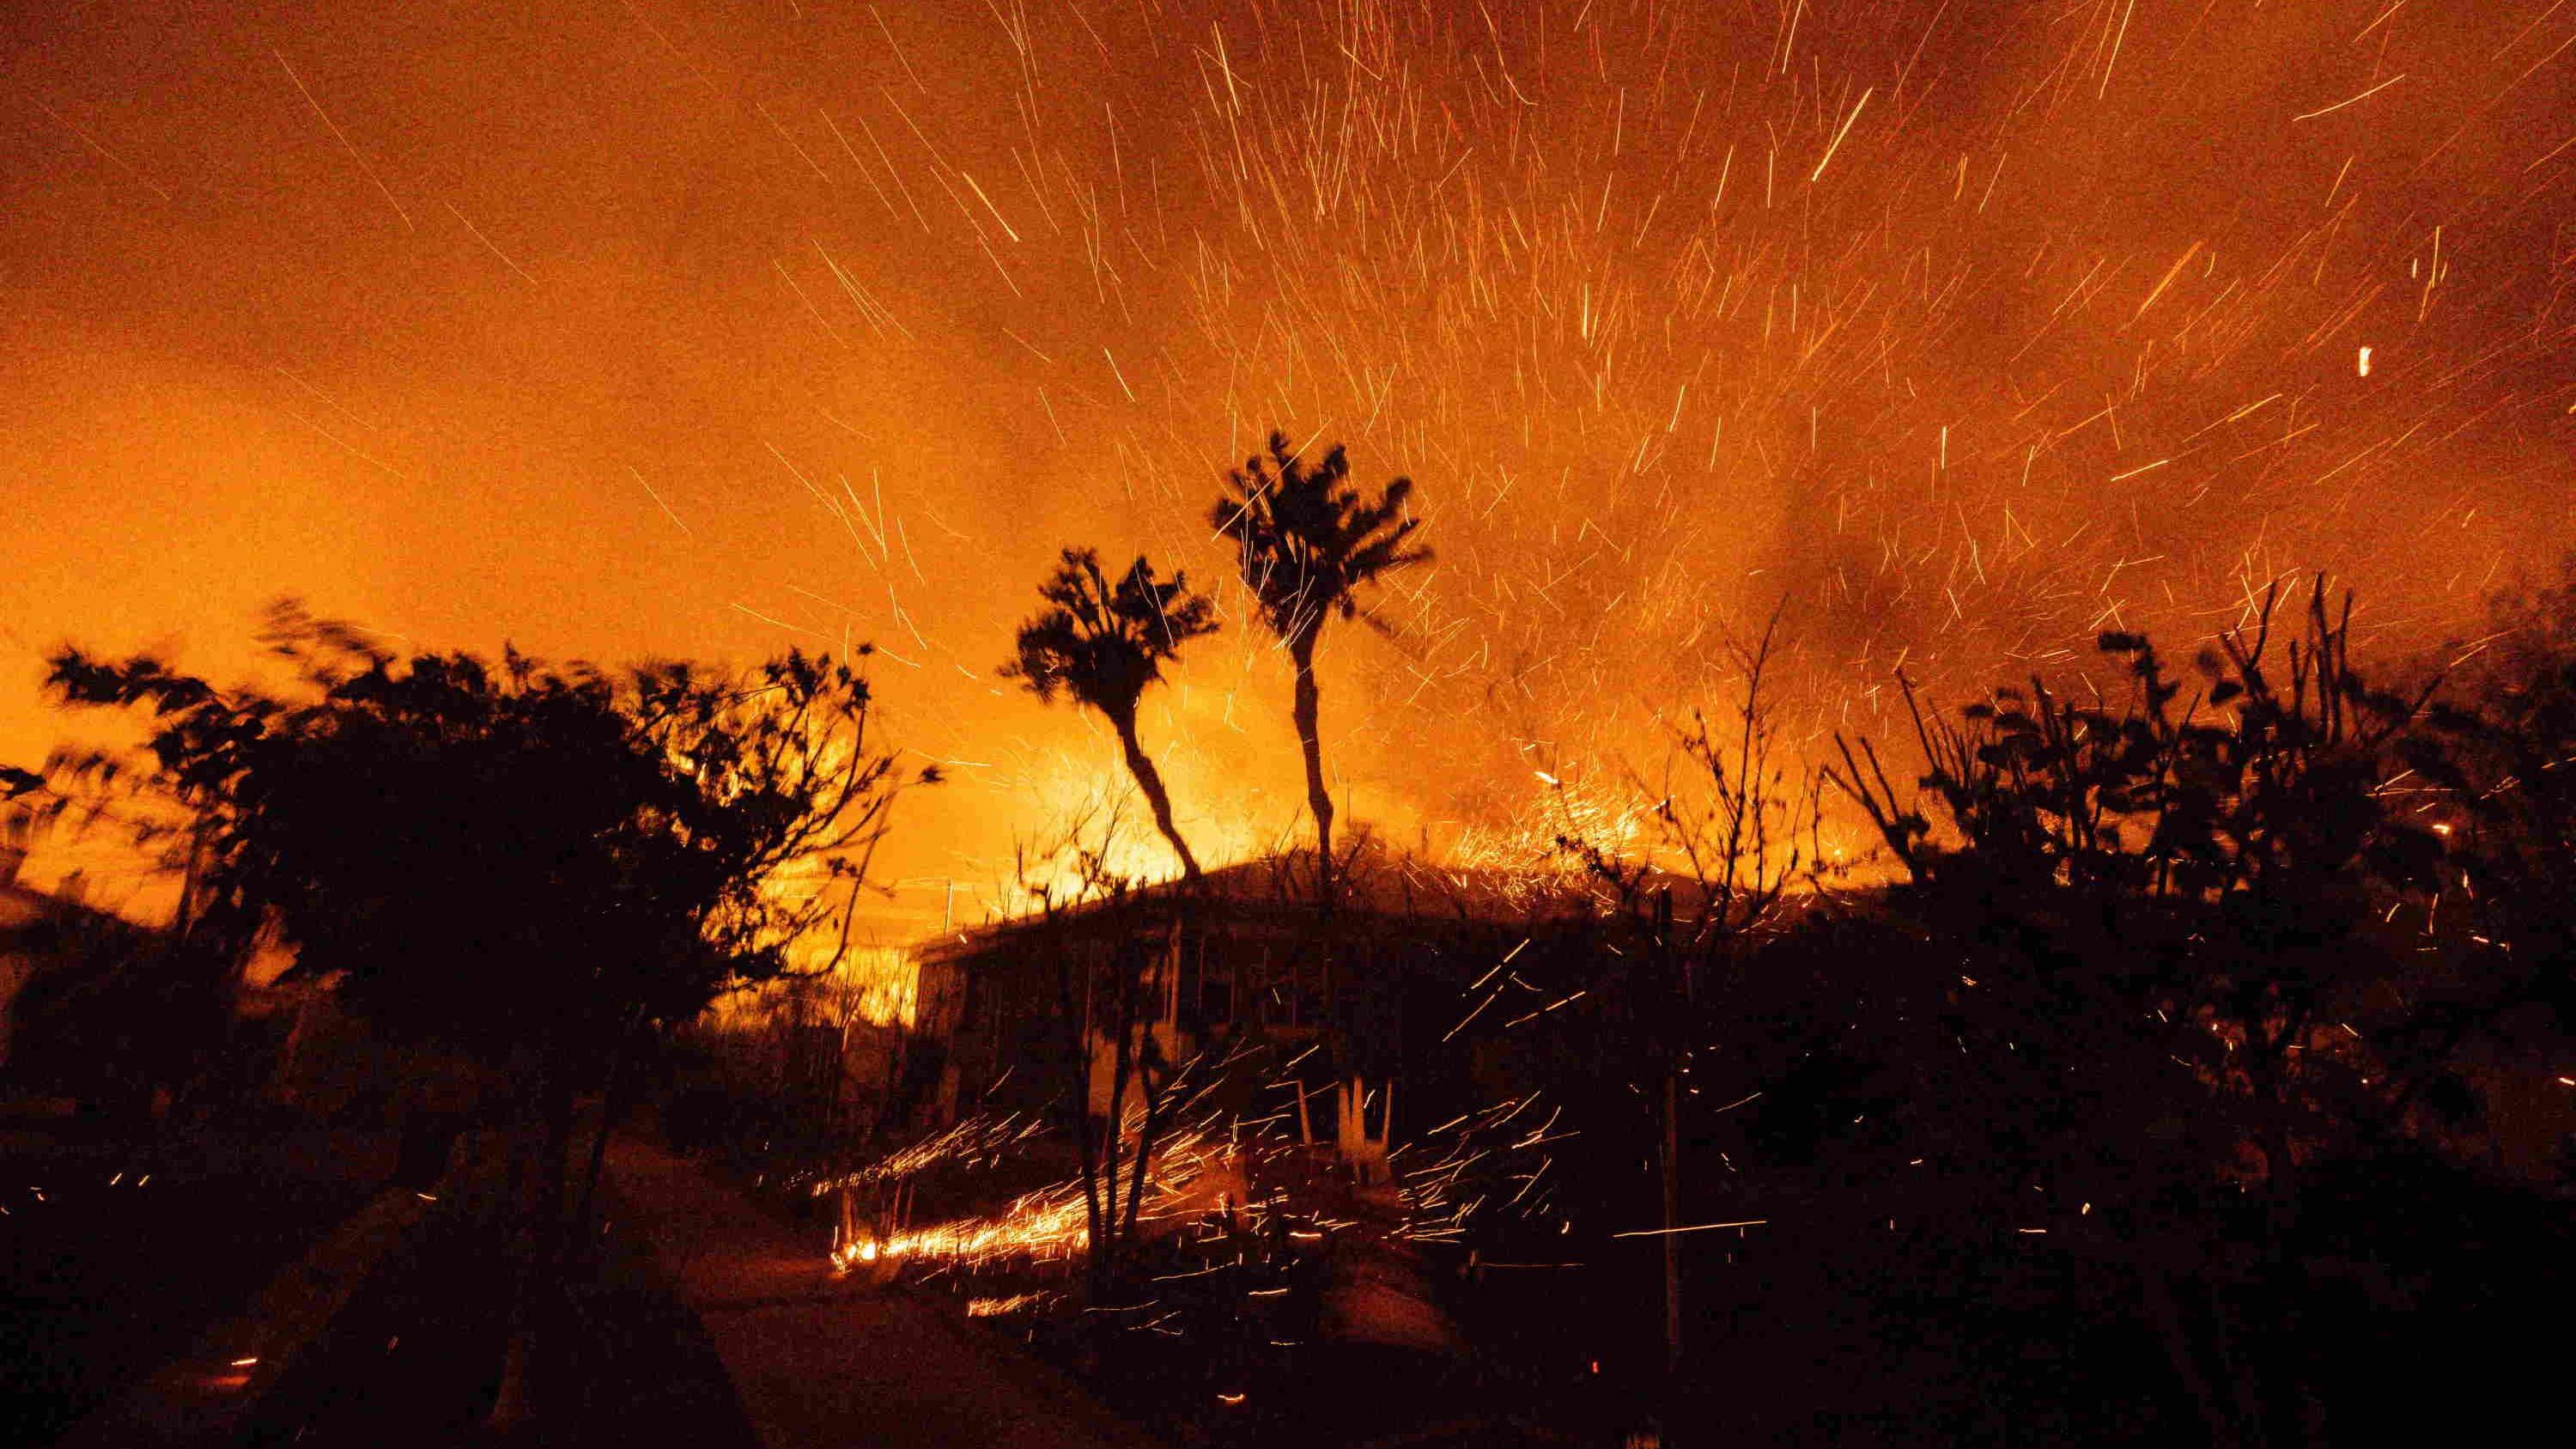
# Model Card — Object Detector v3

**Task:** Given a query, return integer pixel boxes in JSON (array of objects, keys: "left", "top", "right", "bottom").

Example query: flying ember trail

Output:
[{"left": 5, "top": 0, "right": 2570, "bottom": 901}]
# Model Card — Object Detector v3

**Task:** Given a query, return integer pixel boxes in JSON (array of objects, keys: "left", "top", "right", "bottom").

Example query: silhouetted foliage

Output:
[
  {"left": 1545, "top": 606, "right": 1825, "bottom": 1372},
  {"left": 2, "top": 892, "right": 228, "bottom": 1118},
  {"left": 1210, "top": 431, "right": 1430, "bottom": 902},
  {"left": 1012, "top": 806, "right": 1182, "bottom": 1306},
  {"left": 1831, "top": 581, "right": 2446, "bottom": 1179},
  {"left": 1816, "top": 580, "right": 2470, "bottom": 1448},
  {"left": 2405, "top": 557, "right": 2576, "bottom": 1050},
  {"left": 1556, "top": 606, "right": 1825, "bottom": 988},
  {"left": 1452, "top": 579, "right": 2576, "bottom": 1444},
  {"left": 1001, "top": 548, "right": 1218, "bottom": 881},
  {"left": 41, "top": 606, "right": 927, "bottom": 1058},
  {"left": 34, "top": 600, "right": 934, "bottom": 1430}
]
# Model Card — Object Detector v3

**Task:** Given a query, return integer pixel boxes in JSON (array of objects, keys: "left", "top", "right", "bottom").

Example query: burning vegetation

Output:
[{"left": 6, "top": 1, "right": 2576, "bottom": 1446}]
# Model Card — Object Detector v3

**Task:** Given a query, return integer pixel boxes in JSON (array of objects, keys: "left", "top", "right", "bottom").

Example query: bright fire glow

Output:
[{"left": 7, "top": 2, "right": 2566, "bottom": 925}]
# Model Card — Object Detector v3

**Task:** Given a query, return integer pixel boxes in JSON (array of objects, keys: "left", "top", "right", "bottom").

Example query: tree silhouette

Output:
[
  {"left": 1209, "top": 432, "right": 1430, "bottom": 901},
  {"left": 1008, "top": 803, "right": 1184, "bottom": 1306},
  {"left": 1549, "top": 606, "right": 1823, "bottom": 1376},
  {"left": 1833, "top": 582, "right": 2445, "bottom": 1171},
  {"left": 1000, "top": 548, "right": 1218, "bottom": 882},
  {"left": 41, "top": 615, "right": 925, "bottom": 1057},
  {"left": 36, "top": 601, "right": 933, "bottom": 1433},
  {"left": 1826, "top": 581, "right": 2449, "bottom": 1449},
  {"left": 2395, "top": 557, "right": 2576, "bottom": 1126}
]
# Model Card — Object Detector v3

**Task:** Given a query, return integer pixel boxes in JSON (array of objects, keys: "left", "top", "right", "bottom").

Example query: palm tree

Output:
[
  {"left": 1210, "top": 432, "right": 1431, "bottom": 901},
  {"left": 1002, "top": 549, "right": 1218, "bottom": 882}
]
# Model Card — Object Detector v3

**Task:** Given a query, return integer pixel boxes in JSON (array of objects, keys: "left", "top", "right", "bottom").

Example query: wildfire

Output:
[
  {"left": 834, "top": 1190, "right": 1095, "bottom": 1269},
  {"left": 829, "top": 1104, "right": 1252, "bottom": 1272},
  {"left": 821, "top": 1050, "right": 1571, "bottom": 1278},
  {"left": 11, "top": 3, "right": 2567, "bottom": 904},
  {"left": 928, "top": 0, "right": 2562, "bottom": 885},
  {"left": 966, "top": 1292, "right": 1057, "bottom": 1318},
  {"left": 708, "top": 942, "right": 923, "bottom": 1032}
]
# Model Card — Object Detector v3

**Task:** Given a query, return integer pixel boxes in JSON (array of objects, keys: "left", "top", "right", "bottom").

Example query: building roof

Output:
[{"left": 914, "top": 840, "right": 1670, "bottom": 965}]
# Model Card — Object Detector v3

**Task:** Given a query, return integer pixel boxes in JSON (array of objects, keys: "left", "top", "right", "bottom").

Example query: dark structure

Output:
[{"left": 919, "top": 845, "right": 1601, "bottom": 1138}]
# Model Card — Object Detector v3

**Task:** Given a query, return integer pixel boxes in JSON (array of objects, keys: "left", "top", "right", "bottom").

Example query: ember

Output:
[{"left": 6, "top": 4, "right": 2573, "bottom": 1447}]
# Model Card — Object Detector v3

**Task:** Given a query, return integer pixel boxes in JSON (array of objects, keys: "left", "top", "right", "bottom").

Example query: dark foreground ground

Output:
[
  {"left": 4, "top": 1099, "right": 760, "bottom": 1449},
  {"left": 238, "top": 1180, "right": 759, "bottom": 1449},
  {"left": 18, "top": 1098, "right": 2570, "bottom": 1449},
  {"left": 738, "top": 1137, "right": 2576, "bottom": 1448},
  {"left": 220, "top": 1120, "right": 1151, "bottom": 1449},
  {"left": 0, "top": 1108, "right": 391, "bottom": 1447}
]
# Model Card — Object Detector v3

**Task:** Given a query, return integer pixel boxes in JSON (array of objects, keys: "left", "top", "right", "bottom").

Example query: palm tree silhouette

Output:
[
  {"left": 1002, "top": 549, "right": 1218, "bottom": 882},
  {"left": 1210, "top": 432, "right": 1431, "bottom": 901}
]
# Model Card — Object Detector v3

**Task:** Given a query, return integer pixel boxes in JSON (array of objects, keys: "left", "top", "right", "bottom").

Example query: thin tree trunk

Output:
[
  {"left": 1290, "top": 639, "right": 1334, "bottom": 904},
  {"left": 489, "top": 1044, "right": 576, "bottom": 1434},
  {"left": 571, "top": 1021, "right": 638, "bottom": 1255},
  {"left": 1102, "top": 974, "right": 1137, "bottom": 1298},
  {"left": 1290, "top": 637, "right": 1347, "bottom": 1068},
  {"left": 1662, "top": 1069, "right": 1683, "bottom": 1374},
  {"left": 1120, "top": 1075, "right": 1161, "bottom": 1251},
  {"left": 1656, "top": 890, "right": 1685, "bottom": 1377},
  {"left": 1061, "top": 949, "right": 1108, "bottom": 1301},
  {"left": 2142, "top": 1261, "right": 2245, "bottom": 1449},
  {"left": 1113, "top": 712, "right": 1200, "bottom": 881}
]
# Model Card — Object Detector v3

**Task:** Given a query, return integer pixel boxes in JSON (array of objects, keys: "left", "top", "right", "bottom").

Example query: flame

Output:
[
  {"left": 820, "top": 1050, "right": 1576, "bottom": 1280},
  {"left": 835, "top": 1191, "right": 1096, "bottom": 1269},
  {"left": 8, "top": 1, "right": 2567, "bottom": 910},
  {"left": 707, "top": 942, "right": 922, "bottom": 1030}
]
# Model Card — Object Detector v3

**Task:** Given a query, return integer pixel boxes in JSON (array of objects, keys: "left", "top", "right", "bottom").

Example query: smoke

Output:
[{"left": 4, "top": 1, "right": 2570, "bottom": 916}]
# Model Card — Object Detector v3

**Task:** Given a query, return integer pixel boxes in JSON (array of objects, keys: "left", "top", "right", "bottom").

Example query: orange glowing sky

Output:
[{"left": 4, "top": 1, "right": 2571, "bottom": 933}]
